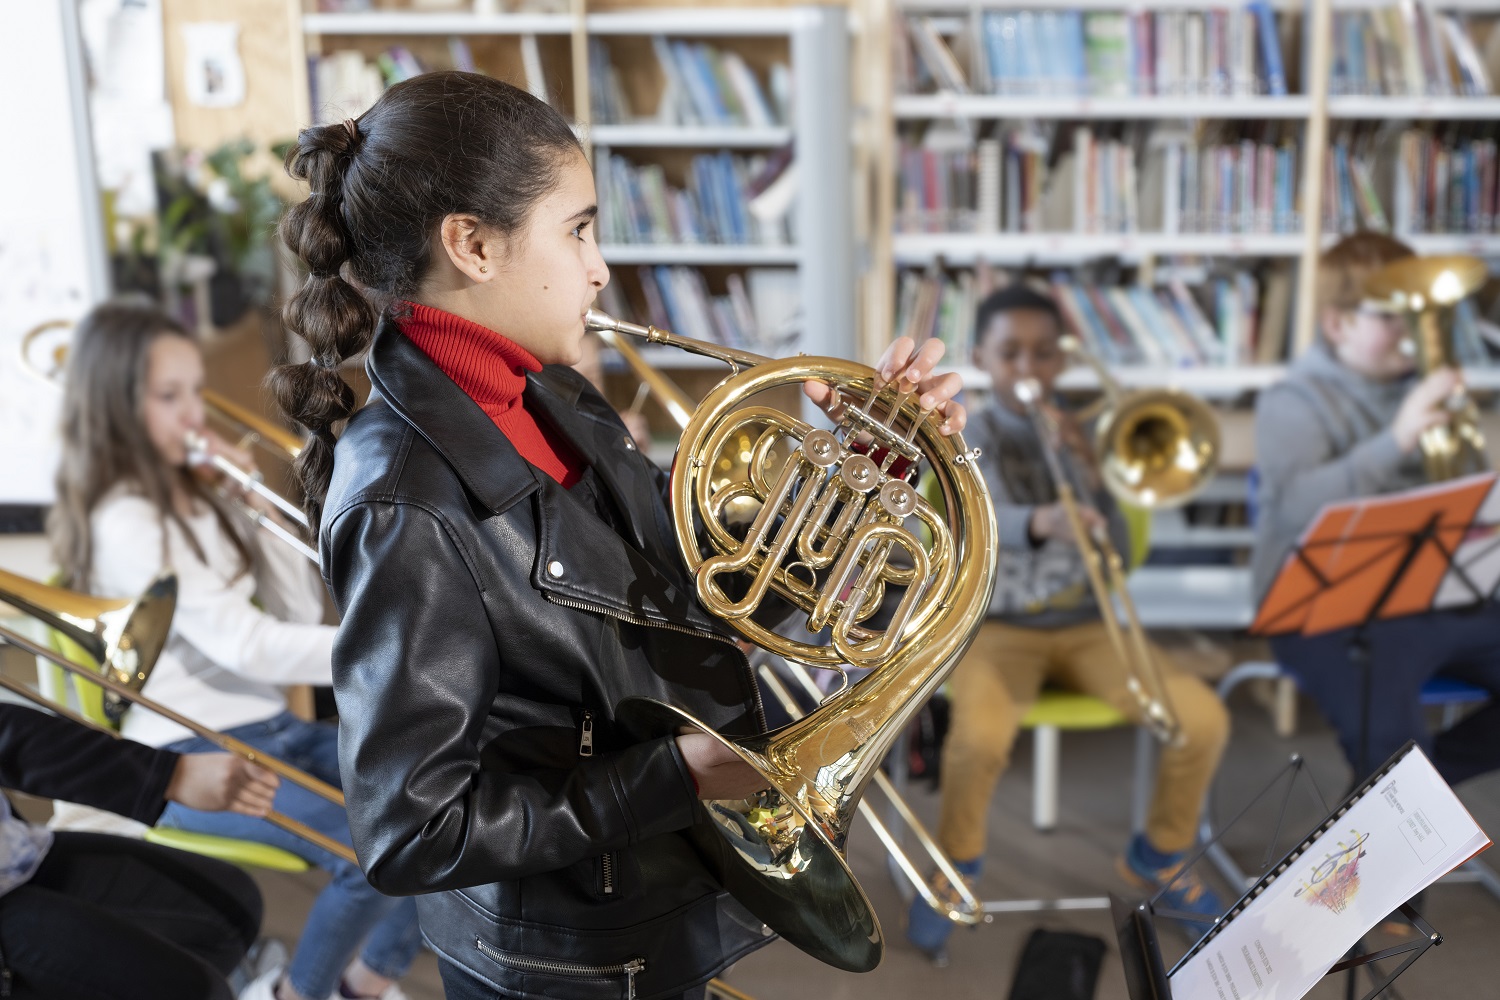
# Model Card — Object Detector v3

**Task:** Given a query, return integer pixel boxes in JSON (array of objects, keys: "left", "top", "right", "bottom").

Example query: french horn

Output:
[{"left": 585, "top": 311, "right": 997, "bottom": 972}]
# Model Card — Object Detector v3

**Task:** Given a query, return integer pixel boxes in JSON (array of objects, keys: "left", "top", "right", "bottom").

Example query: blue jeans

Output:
[
  {"left": 1272, "top": 604, "right": 1500, "bottom": 784},
  {"left": 162, "top": 711, "right": 421, "bottom": 1000}
]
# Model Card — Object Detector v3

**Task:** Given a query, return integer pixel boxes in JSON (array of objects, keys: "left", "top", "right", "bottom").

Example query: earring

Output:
[{"left": 479, "top": 265, "right": 488, "bottom": 273}]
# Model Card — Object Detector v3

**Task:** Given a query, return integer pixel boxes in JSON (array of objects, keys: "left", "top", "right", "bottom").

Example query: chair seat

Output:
[
  {"left": 144, "top": 827, "right": 311, "bottom": 873},
  {"left": 1419, "top": 677, "right": 1490, "bottom": 706},
  {"left": 1021, "top": 690, "right": 1129, "bottom": 730}
]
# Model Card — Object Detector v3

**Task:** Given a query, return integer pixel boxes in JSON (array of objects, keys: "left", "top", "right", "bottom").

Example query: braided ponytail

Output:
[
  {"left": 271, "top": 72, "right": 586, "bottom": 533},
  {"left": 270, "top": 120, "right": 375, "bottom": 533}
]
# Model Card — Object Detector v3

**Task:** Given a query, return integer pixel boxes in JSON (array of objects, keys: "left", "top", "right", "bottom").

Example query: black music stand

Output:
[{"left": 1114, "top": 744, "right": 1444, "bottom": 1000}]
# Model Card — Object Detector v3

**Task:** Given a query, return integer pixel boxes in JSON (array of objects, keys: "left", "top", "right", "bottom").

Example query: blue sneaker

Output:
[
  {"left": 905, "top": 858, "right": 982, "bottom": 965},
  {"left": 1117, "top": 836, "right": 1224, "bottom": 927}
]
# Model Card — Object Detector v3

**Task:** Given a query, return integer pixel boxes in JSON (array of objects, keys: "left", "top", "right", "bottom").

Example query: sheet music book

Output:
[{"left": 1170, "top": 745, "right": 1489, "bottom": 1000}]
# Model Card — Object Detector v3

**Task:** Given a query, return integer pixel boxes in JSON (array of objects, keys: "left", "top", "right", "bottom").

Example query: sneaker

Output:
[
  {"left": 237, "top": 967, "right": 284, "bottom": 1000},
  {"left": 904, "top": 858, "right": 982, "bottom": 965},
  {"left": 340, "top": 979, "right": 411, "bottom": 1000},
  {"left": 1117, "top": 836, "right": 1224, "bottom": 926},
  {"left": 229, "top": 939, "right": 288, "bottom": 996}
]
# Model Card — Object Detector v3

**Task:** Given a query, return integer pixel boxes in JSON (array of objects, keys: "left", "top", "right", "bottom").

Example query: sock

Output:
[{"left": 1131, "top": 834, "right": 1180, "bottom": 869}]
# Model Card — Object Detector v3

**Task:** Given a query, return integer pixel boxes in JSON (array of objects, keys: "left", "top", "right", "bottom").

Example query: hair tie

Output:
[
  {"left": 341, "top": 118, "right": 359, "bottom": 145},
  {"left": 309, "top": 354, "right": 338, "bottom": 371}
]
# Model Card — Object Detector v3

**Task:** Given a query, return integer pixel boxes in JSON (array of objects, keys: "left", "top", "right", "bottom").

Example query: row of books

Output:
[
  {"left": 595, "top": 151, "right": 792, "bottom": 246},
  {"left": 895, "top": 263, "right": 1295, "bottom": 367},
  {"left": 896, "top": 124, "right": 1301, "bottom": 236},
  {"left": 898, "top": 5, "right": 1288, "bottom": 99},
  {"left": 1330, "top": 6, "right": 1493, "bottom": 97},
  {"left": 1323, "top": 129, "right": 1500, "bottom": 236},
  {"left": 589, "top": 38, "right": 789, "bottom": 128},
  {"left": 597, "top": 267, "right": 800, "bottom": 353},
  {"left": 308, "top": 37, "right": 552, "bottom": 123}
]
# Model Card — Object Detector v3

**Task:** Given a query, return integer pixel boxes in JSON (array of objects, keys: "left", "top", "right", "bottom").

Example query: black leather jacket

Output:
[{"left": 320, "top": 319, "right": 772, "bottom": 1000}]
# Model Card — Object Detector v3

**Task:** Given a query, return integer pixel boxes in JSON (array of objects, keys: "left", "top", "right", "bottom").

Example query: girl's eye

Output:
[{"left": 571, "top": 220, "right": 591, "bottom": 240}]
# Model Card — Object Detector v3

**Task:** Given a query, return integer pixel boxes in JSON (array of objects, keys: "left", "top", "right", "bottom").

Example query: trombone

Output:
[
  {"left": 594, "top": 324, "right": 986, "bottom": 928},
  {"left": 0, "top": 567, "right": 357, "bottom": 866},
  {"left": 20, "top": 320, "right": 318, "bottom": 565},
  {"left": 1013, "top": 336, "right": 1221, "bottom": 745}
]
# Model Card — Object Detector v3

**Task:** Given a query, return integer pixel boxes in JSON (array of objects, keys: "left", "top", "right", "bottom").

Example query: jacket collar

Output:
[
  {"left": 366, "top": 316, "right": 723, "bottom": 634},
  {"left": 366, "top": 315, "right": 543, "bottom": 515}
]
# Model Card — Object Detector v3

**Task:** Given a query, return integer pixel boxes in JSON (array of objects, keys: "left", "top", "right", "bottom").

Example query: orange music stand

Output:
[
  {"left": 1252, "top": 472, "right": 1500, "bottom": 638},
  {"left": 1252, "top": 471, "right": 1500, "bottom": 779}
]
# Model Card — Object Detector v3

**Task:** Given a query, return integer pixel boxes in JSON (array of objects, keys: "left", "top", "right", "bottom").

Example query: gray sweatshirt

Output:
[
  {"left": 1250, "top": 340, "right": 1427, "bottom": 603},
  {"left": 969, "top": 399, "right": 1131, "bottom": 628}
]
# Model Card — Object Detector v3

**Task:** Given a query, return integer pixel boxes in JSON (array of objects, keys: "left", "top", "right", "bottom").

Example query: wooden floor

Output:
[{"left": 244, "top": 692, "right": 1500, "bottom": 1000}]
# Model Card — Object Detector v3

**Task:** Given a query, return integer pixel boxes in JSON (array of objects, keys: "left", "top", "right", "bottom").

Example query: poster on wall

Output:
[{"left": 181, "top": 22, "right": 246, "bottom": 108}]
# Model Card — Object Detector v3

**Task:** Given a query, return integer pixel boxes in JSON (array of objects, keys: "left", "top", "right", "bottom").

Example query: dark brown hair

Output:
[
  {"left": 50, "top": 299, "right": 254, "bottom": 590},
  {"left": 270, "top": 71, "right": 585, "bottom": 532},
  {"left": 1317, "top": 231, "right": 1416, "bottom": 313}
]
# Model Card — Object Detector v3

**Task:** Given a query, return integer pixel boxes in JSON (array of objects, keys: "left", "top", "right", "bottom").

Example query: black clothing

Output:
[
  {"left": 0, "top": 832, "right": 261, "bottom": 1000},
  {"left": 0, "top": 703, "right": 177, "bottom": 822},
  {"left": 0, "top": 705, "right": 261, "bottom": 999},
  {"left": 322, "top": 319, "right": 770, "bottom": 1000}
]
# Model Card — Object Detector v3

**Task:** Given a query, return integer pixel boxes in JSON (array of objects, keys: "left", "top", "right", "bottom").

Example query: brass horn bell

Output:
[
  {"left": 586, "top": 310, "right": 997, "bottom": 973},
  {"left": 0, "top": 568, "right": 176, "bottom": 720},
  {"left": 1365, "top": 255, "right": 1489, "bottom": 482}
]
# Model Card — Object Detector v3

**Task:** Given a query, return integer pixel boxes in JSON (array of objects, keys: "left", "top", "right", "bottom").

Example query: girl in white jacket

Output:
[{"left": 50, "top": 299, "right": 421, "bottom": 1000}]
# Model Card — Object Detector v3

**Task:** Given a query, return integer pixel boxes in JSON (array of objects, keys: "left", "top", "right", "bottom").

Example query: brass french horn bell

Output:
[
  {"left": 0, "top": 568, "right": 176, "bottom": 721},
  {"left": 1365, "top": 255, "right": 1489, "bottom": 482},
  {"left": 585, "top": 310, "right": 997, "bottom": 972}
]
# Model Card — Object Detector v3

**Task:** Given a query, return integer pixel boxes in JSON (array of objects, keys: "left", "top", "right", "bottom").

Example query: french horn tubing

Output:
[
  {"left": 585, "top": 310, "right": 997, "bottom": 972},
  {"left": 596, "top": 324, "right": 986, "bottom": 928},
  {"left": 0, "top": 568, "right": 357, "bottom": 865}
]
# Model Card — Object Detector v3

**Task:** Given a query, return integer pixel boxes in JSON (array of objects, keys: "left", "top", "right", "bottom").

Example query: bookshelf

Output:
[
  {"left": 872, "top": 0, "right": 1500, "bottom": 394},
  {"left": 299, "top": 3, "right": 854, "bottom": 372}
]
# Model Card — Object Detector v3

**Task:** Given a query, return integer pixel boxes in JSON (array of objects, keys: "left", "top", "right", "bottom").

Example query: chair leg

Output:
[
  {"left": 1033, "top": 725, "right": 1059, "bottom": 832},
  {"left": 1131, "top": 727, "right": 1155, "bottom": 836}
]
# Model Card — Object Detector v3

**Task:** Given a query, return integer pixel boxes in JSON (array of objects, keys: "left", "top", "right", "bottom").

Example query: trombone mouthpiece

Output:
[
  {"left": 584, "top": 309, "right": 620, "bottom": 333},
  {"left": 1014, "top": 378, "right": 1042, "bottom": 406}
]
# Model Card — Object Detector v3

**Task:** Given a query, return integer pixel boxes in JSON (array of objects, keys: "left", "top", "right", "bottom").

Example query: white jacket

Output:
[{"left": 89, "top": 488, "right": 334, "bottom": 747}]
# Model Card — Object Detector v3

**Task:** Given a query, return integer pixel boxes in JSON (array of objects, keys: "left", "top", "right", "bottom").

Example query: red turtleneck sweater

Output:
[{"left": 397, "top": 302, "right": 585, "bottom": 487}]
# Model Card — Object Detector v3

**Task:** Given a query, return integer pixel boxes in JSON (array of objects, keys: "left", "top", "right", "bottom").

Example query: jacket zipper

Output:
[
  {"left": 475, "top": 938, "right": 644, "bottom": 998},
  {"left": 601, "top": 850, "right": 616, "bottom": 895},
  {"left": 579, "top": 710, "right": 595, "bottom": 757},
  {"left": 544, "top": 593, "right": 768, "bottom": 731}
]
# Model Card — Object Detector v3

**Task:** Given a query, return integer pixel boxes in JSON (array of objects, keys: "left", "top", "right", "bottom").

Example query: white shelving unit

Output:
[
  {"left": 878, "top": 0, "right": 1500, "bottom": 398},
  {"left": 299, "top": 5, "right": 854, "bottom": 368}
]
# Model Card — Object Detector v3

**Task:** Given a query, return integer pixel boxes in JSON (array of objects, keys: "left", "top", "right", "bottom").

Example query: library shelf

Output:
[
  {"left": 302, "top": 11, "right": 573, "bottom": 35},
  {"left": 587, "top": 124, "right": 793, "bottom": 148},
  {"left": 586, "top": 9, "right": 819, "bottom": 36},
  {"left": 893, "top": 94, "right": 1314, "bottom": 120},
  {"left": 949, "top": 363, "right": 1500, "bottom": 395},
  {"left": 893, "top": 233, "right": 1307, "bottom": 266},
  {"left": 1327, "top": 96, "right": 1500, "bottom": 120},
  {"left": 897, "top": 0, "right": 1299, "bottom": 10},
  {"left": 600, "top": 244, "right": 802, "bottom": 266}
]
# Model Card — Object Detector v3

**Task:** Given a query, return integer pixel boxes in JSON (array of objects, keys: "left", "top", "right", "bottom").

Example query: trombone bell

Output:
[
  {"left": 1099, "top": 390, "right": 1221, "bottom": 509},
  {"left": 0, "top": 568, "right": 175, "bottom": 720}
]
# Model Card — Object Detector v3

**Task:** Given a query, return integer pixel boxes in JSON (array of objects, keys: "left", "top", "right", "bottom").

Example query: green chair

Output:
[
  {"left": 1018, "top": 500, "right": 1155, "bottom": 834},
  {"left": 40, "top": 620, "right": 311, "bottom": 874}
]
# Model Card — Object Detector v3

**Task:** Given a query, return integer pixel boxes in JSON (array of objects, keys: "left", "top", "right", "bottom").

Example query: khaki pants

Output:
[{"left": 936, "top": 619, "right": 1229, "bottom": 860}]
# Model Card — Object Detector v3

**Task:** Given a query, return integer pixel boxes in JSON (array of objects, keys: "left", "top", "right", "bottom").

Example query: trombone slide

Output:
[{"left": 0, "top": 621, "right": 356, "bottom": 866}]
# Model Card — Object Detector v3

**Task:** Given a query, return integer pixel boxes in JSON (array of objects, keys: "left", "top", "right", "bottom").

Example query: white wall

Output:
[{"left": 0, "top": 0, "right": 108, "bottom": 505}]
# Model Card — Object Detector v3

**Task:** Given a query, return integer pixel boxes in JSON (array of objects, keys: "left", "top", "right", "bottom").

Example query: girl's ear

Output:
[{"left": 438, "top": 214, "right": 502, "bottom": 282}]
